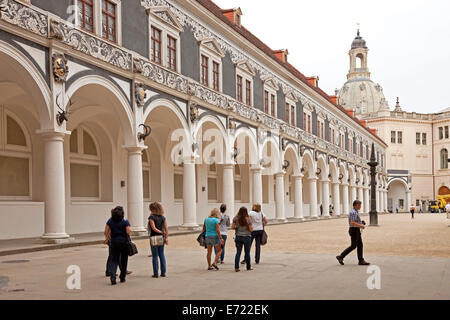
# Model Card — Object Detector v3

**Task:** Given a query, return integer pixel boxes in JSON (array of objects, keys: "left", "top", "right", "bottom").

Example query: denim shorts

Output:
[{"left": 205, "top": 236, "right": 221, "bottom": 246}]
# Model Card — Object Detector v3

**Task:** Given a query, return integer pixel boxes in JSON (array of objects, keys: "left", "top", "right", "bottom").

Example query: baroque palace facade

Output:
[
  {"left": 338, "top": 30, "right": 450, "bottom": 212},
  {"left": 0, "top": 0, "right": 387, "bottom": 241}
]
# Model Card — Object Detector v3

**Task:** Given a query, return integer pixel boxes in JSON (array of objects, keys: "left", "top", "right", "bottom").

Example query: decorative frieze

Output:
[{"left": 0, "top": 0, "right": 48, "bottom": 37}]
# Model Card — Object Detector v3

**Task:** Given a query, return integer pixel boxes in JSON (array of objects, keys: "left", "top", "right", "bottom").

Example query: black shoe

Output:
[
  {"left": 358, "top": 260, "right": 370, "bottom": 266},
  {"left": 126, "top": 271, "right": 132, "bottom": 275},
  {"left": 152, "top": 275, "right": 159, "bottom": 278},
  {"left": 255, "top": 261, "right": 260, "bottom": 265},
  {"left": 336, "top": 256, "right": 344, "bottom": 265},
  {"left": 105, "top": 272, "right": 110, "bottom": 277},
  {"left": 247, "top": 267, "right": 253, "bottom": 271},
  {"left": 120, "top": 278, "right": 126, "bottom": 283},
  {"left": 160, "top": 274, "right": 166, "bottom": 278},
  {"left": 111, "top": 279, "right": 117, "bottom": 285},
  {"left": 240, "top": 260, "right": 245, "bottom": 264},
  {"left": 212, "top": 264, "right": 219, "bottom": 270}
]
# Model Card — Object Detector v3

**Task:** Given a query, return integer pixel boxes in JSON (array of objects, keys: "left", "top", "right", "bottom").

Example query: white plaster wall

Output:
[{"left": 0, "top": 202, "right": 44, "bottom": 239}]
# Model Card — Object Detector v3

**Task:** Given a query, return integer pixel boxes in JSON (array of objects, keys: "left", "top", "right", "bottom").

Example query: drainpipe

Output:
[{"left": 432, "top": 121, "right": 435, "bottom": 199}]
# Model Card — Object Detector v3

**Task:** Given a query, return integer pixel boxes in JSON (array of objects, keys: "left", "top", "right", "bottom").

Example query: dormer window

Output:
[
  {"left": 147, "top": 6, "right": 183, "bottom": 72},
  {"left": 263, "top": 77, "right": 278, "bottom": 117},
  {"left": 236, "top": 60, "right": 255, "bottom": 106},
  {"left": 221, "top": 7, "right": 243, "bottom": 27},
  {"left": 199, "top": 38, "right": 225, "bottom": 92}
]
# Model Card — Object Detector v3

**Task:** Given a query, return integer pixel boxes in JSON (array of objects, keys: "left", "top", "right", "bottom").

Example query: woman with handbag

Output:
[
  {"left": 203, "top": 208, "right": 224, "bottom": 270},
  {"left": 148, "top": 202, "right": 168, "bottom": 278},
  {"left": 232, "top": 207, "right": 254, "bottom": 272},
  {"left": 104, "top": 206, "right": 131, "bottom": 285},
  {"left": 248, "top": 204, "right": 268, "bottom": 265}
]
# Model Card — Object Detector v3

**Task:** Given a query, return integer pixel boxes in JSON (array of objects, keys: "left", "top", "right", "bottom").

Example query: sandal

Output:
[
  {"left": 212, "top": 264, "right": 219, "bottom": 270},
  {"left": 235, "top": 269, "right": 240, "bottom": 272},
  {"left": 208, "top": 266, "right": 214, "bottom": 270}
]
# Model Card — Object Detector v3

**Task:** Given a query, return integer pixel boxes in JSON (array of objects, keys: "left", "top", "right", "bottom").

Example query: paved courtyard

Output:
[{"left": 0, "top": 214, "right": 449, "bottom": 300}]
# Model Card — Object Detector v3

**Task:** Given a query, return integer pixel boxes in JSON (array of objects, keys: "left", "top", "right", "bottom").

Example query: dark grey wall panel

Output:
[
  {"left": 122, "top": 0, "right": 148, "bottom": 57},
  {"left": 222, "top": 52, "right": 235, "bottom": 98},
  {"left": 324, "top": 117, "right": 330, "bottom": 141},
  {"left": 353, "top": 137, "right": 357, "bottom": 154},
  {"left": 180, "top": 27, "right": 199, "bottom": 82},
  {"left": 296, "top": 101, "right": 303, "bottom": 129},
  {"left": 253, "top": 71, "right": 263, "bottom": 111},
  {"left": 33, "top": 0, "right": 71, "bottom": 20},
  {"left": 312, "top": 109, "right": 318, "bottom": 135},
  {"left": 345, "top": 131, "right": 349, "bottom": 150},
  {"left": 277, "top": 90, "right": 285, "bottom": 121}
]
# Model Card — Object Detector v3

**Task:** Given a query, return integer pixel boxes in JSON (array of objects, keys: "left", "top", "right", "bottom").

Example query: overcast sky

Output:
[{"left": 213, "top": 0, "right": 450, "bottom": 114}]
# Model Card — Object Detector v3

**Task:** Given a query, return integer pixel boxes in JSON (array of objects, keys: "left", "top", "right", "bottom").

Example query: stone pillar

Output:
[
  {"left": 376, "top": 189, "right": 380, "bottom": 212},
  {"left": 293, "top": 175, "right": 304, "bottom": 219},
  {"left": 350, "top": 185, "right": 357, "bottom": 207},
  {"left": 364, "top": 187, "right": 370, "bottom": 215},
  {"left": 309, "top": 177, "right": 319, "bottom": 218},
  {"left": 127, "top": 147, "right": 147, "bottom": 235},
  {"left": 322, "top": 179, "right": 331, "bottom": 217},
  {"left": 275, "top": 172, "right": 287, "bottom": 222},
  {"left": 358, "top": 186, "right": 364, "bottom": 213},
  {"left": 332, "top": 182, "right": 341, "bottom": 216},
  {"left": 384, "top": 190, "right": 388, "bottom": 212},
  {"left": 40, "top": 131, "right": 71, "bottom": 243},
  {"left": 406, "top": 191, "right": 412, "bottom": 213},
  {"left": 223, "top": 164, "right": 235, "bottom": 219},
  {"left": 342, "top": 183, "right": 349, "bottom": 216},
  {"left": 181, "top": 158, "right": 199, "bottom": 229},
  {"left": 251, "top": 167, "right": 263, "bottom": 205}
]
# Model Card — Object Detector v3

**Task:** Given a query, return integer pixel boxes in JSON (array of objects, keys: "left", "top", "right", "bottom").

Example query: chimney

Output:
[
  {"left": 345, "top": 109, "right": 355, "bottom": 118},
  {"left": 369, "top": 128, "right": 378, "bottom": 135},
  {"left": 221, "top": 8, "right": 243, "bottom": 26},
  {"left": 329, "top": 95, "right": 338, "bottom": 105},
  {"left": 359, "top": 120, "right": 367, "bottom": 127},
  {"left": 306, "top": 76, "right": 319, "bottom": 88},
  {"left": 273, "top": 49, "right": 289, "bottom": 63}
]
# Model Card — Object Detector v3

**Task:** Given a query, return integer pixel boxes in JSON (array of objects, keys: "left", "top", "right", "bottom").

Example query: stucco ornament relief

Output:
[
  {"left": 52, "top": 53, "right": 69, "bottom": 82},
  {"left": 0, "top": 0, "right": 48, "bottom": 37}
]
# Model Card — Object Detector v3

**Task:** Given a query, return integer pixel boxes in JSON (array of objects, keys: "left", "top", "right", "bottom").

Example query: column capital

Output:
[
  {"left": 293, "top": 174, "right": 304, "bottom": 179},
  {"left": 308, "top": 176, "right": 318, "bottom": 181},
  {"left": 321, "top": 178, "right": 330, "bottom": 183},
  {"left": 223, "top": 163, "right": 235, "bottom": 170},
  {"left": 332, "top": 180, "right": 341, "bottom": 185},
  {"left": 36, "top": 129, "right": 70, "bottom": 141},
  {"left": 123, "top": 145, "right": 148, "bottom": 154},
  {"left": 250, "top": 166, "right": 263, "bottom": 172},
  {"left": 341, "top": 182, "right": 349, "bottom": 187},
  {"left": 275, "top": 172, "right": 286, "bottom": 178}
]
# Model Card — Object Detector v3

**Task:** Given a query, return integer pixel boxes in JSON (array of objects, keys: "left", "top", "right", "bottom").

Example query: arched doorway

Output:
[{"left": 388, "top": 179, "right": 408, "bottom": 212}]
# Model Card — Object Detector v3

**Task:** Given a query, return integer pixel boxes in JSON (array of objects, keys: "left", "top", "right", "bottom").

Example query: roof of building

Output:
[
  {"left": 195, "top": 0, "right": 386, "bottom": 146},
  {"left": 351, "top": 30, "right": 368, "bottom": 49}
]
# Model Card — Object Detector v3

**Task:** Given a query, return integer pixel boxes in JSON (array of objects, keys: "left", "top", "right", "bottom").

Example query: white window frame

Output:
[
  {"left": 303, "top": 103, "right": 313, "bottom": 134},
  {"left": 0, "top": 107, "right": 32, "bottom": 201},
  {"left": 199, "top": 39, "right": 224, "bottom": 92},
  {"left": 317, "top": 111, "right": 326, "bottom": 140},
  {"left": 70, "top": 126, "right": 101, "bottom": 202},
  {"left": 148, "top": 6, "right": 182, "bottom": 73},
  {"left": 285, "top": 99, "right": 297, "bottom": 127},
  {"left": 236, "top": 61, "right": 255, "bottom": 107},
  {"left": 263, "top": 78, "right": 279, "bottom": 117},
  {"left": 74, "top": 0, "right": 123, "bottom": 45}
]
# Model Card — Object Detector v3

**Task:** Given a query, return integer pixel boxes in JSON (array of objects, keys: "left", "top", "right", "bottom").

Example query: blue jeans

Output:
[
  {"left": 150, "top": 244, "right": 166, "bottom": 276},
  {"left": 235, "top": 236, "right": 251, "bottom": 270},
  {"left": 214, "top": 235, "right": 227, "bottom": 262}
]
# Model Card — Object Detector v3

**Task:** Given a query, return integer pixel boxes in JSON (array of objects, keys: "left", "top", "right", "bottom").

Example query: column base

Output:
[
  {"left": 131, "top": 230, "right": 148, "bottom": 237},
  {"left": 309, "top": 216, "right": 320, "bottom": 220},
  {"left": 178, "top": 224, "right": 202, "bottom": 231},
  {"left": 321, "top": 215, "right": 331, "bottom": 219},
  {"left": 274, "top": 218, "right": 288, "bottom": 224},
  {"left": 289, "top": 217, "right": 305, "bottom": 222},
  {"left": 39, "top": 234, "right": 74, "bottom": 245}
]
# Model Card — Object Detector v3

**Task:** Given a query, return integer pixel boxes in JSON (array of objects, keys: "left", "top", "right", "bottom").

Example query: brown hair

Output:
[
  {"left": 252, "top": 204, "right": 261, "bottom": 213},
  {"left": 149, "top": 202, "right": 164, "bottom": 216},
  {"left": 237, "top": 207, "right": 249, "bottom": 227}
]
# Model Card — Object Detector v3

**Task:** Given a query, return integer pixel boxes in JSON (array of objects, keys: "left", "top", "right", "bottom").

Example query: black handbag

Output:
[
  {"left": 197, "top": 231, "right": 206, "bottom": 248},
  {"left": 127, "top": 236, "right": 138, "bottom": 256},
  {"left": 260, "top": 213, "right": 268, "bottom": 246}
]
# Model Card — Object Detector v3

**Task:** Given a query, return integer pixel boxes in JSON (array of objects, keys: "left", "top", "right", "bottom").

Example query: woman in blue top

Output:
[
  {"left": 104, "top": 206, "right": 131, "bottom": 285},
  {"left": 203, "top": 208, "right": 224, "bottom": 270}
]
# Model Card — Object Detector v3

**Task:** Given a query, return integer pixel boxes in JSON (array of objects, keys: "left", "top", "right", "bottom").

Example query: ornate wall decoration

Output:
[
  {"left": 52, "top": 53, "right": 69, "bottom": 82},
  {"left": 0, "top": 0, "right": 48, "bottom": 37},
  {"left": 135, "top": 84, "right": 147, "bottom": 107},
  {"left": 190, "top": 103, "right": 199, "bottom": 123}
]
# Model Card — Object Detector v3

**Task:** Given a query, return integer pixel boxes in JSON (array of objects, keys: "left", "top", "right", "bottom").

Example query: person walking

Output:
[
  {"left": 410, "top": 205, "right": 415, "bottom": 219},
  {"left": 203, "top": 208, "right": 224, "bottom": 270},
  {"left": 233, "top": 207, "right": 254, "bottom": 272},
  {"left": 336, "top": 200, "right": 370, "bottom": 266},
  {"left": 396, "top": 205, "right": 399, "bottom": 214},
  {"left": 148, "top": 202, "right": 168, "bottom": 278},
  {"left": 214, "top": 204, "right": 230, "bottom": 264},
  {"left": 104, "top": 206, "right": 131, "bottom": 285},
  {"left": 248, "top": 204, "right": 267, "bottom": 265},
  {"left": 419, "top": 203, "right": 423, "bottom": 213}
]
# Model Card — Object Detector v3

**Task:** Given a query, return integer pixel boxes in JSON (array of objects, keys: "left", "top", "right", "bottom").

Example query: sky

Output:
[{"left": 212, "top": 0, "right": 450, "bottom": 114}]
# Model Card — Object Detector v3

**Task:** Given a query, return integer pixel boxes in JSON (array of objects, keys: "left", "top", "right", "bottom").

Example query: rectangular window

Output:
[
  {"left": 446, "top": 126, "right": 449, "bottom": 139},
  {"left": 70, "top": 163, "right": 99, "bottom": 198},
  {"left": 416, "top": 132, "right": 421, "bottom": 145},
  {"left": 237, "top": 75, "right": 243, "bottom": 102},
  {"left": 422, "top": 133, "right": 427, "bottom": 145},
  {"left": 151, "top": 27, "right": 162, "bottom": 64},
  {"left": 317, "top": 121, "right": 320, "bottom": 138},
  {"left": 303, "top": 112, "right": 306, "bottom": 131},
  {"left": 101, "top": 0, "right": 116, "bottom": 42},
  {"left": 439, "top": 127, "right": 443, "bottom": 140},
  {"left": 398, "top": 131, "right": 403, "bottom": 144},
  {"left": 264, "top": 91, "right": 269, "bottom": 114},
  {"left": 271, "top": 94, "right": 275, "bottom": 116},
  {"left": 291, "top": 105, "right": 295, "bottom": 126},
  {"left": 174, "top": 173, "right": 183, "bottom": 200},
  {"left": 391, "top": 131, "right": 396, "bottom": 144},
  {"left": 0, "top": 156, "right": 30, "bottom": 197},
  {"left": 78, "top": 0, "right": 94, "bottom": 32},
  {"left": 245, "top": 80, "right": 251, "bottom": 105},
  {"left": 201, "top": 55, "right": 209, "bottom": 86},
  {"left": 207, "top": 178, "right": 217, "bottom": 201},
  {"left": 285, "top": 103, "right": 290, "bottom": 123},
  {"left": 212, "top": 61, "right": 220, "bottom": 91},
  {"left": 167, "top": 35, "right": 177, "bottom": 71}
]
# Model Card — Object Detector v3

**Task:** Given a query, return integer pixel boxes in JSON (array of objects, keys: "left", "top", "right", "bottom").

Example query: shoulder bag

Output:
[
  {"left": 127, "top": 235, "right": 138, "bottom": 256},
  {"left": 260, "top": 213, "right": 268, "bottom": 246},
  {"left": 150, "top": 216, "right": 165, "bottom": 247}
]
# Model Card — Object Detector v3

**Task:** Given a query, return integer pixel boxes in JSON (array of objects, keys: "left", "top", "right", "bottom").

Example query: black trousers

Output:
[
  {"left": 340, "top": 227, "right": 364, "bottom": 262},
  {"left": 251, "top": 230, "right": 264, "bottom": 264},
  {"left": 108, "top": 241, "right": 129, "bottom": 281}
]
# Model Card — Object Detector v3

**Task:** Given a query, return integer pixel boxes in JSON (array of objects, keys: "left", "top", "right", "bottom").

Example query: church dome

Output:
[
  {"left": 351, "top": 31, "right": 367, "bottom": 49},
  {"left": 338, "top": 79, "right": 389, "bottom": 115}
]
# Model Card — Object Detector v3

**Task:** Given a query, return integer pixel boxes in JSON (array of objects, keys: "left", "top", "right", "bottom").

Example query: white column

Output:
[
  {"left": 350, "top": 185, "right": 357, "bottom": 207},
  {"left": 40, "top": 131, "right": 70, "bottom": 243},
  {"left": 322, "top": 179, "right": 330, "bottom": 217},
  {"left": 127, "top": 147, "right": 146, "bottom": 235},
  {"left": 342, "top": 183, "right": 349, "bottom": 216},
  {"left": 376, "top": 189, "right": 380, "bottom": 212},
  {"left": 332, "top": 182, "right": 341, "bottom": 216},
  {"left": 275, "top": 172, "right": 286, "bottom": 222},
  {"left": 222, "top": 164, "right": 235, "bottom": 219},
  {"left": 182, "top": 158, "right": 198, "bottom": 229},
  {"left": 384, "top": 190, "right": 388, "bottom": 212},
  {"left": 251, "top": 167, "right": 263, "bottom": 205},
  {"left": 406, "top": 191, "right": 412, "bottom": 213},
  {"left": 294, "top": 175, "right": 304, "bottom": 219},
  {"left": 309, "top": 177, "right": 319, "bottom": 218},
  {"left": 358, "top": 186, "right": 364, "bottom": 213},
  {"left": 364, "top": 187, "right": 370, "bottom": 214}
]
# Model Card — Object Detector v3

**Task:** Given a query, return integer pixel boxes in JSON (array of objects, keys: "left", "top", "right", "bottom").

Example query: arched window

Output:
[
  {"left": 142, "top": 149, "right": 151, "bottom": 200},
  {"left": 0, "top": 108, "right": 31, "bottom": 199},
  {"left": 234, "top": 165, "right": 242, "bottom": 201},
  {"left": 440, "top": 149, "right": 448, "bottom": 169},
  {"left": 70, "top": 126, "right": 101, "bottom": 200}
]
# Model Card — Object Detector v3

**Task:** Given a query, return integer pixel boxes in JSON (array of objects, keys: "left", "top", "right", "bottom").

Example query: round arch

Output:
[{"left": 283, "top": 145, "right": 300, "bottom": 176}]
